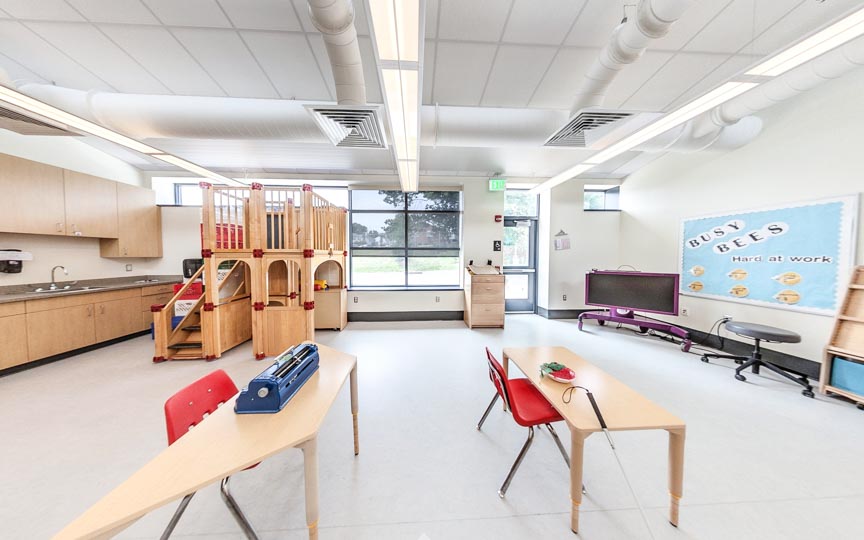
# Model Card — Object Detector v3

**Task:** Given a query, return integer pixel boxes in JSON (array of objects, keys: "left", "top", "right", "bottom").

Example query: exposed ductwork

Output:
[
  {"left": 570, "top": 0, "right": 692, "bottom": 114},
  {"left": 307, "top": 0, "right": 366, "bottom": 105}
]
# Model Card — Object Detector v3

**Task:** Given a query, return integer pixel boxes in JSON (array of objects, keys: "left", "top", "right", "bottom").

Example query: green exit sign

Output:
[{"left": 489, "top": 178, "right": 506, "bottom": 191}]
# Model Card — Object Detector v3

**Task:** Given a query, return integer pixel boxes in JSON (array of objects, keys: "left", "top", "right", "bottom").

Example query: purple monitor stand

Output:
[{"left": 577, "top": 308, "right": 692, "bottom": 352}]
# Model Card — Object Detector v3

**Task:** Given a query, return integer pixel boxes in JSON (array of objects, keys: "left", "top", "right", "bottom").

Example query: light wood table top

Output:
[
  {"left": 503, "top": 346, "right": 685, "bottom": 432},
  {"left": 54, "top": 343, "right": 357, "bottom": 540}
]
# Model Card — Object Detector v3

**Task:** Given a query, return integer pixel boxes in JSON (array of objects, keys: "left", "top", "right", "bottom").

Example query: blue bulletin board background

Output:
[{"left": 679, "top": 196, "right": 858, "bottom": 315}]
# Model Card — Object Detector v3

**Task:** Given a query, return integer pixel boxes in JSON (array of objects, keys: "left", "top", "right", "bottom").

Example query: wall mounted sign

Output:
[{"left": 679, "top": 195, "right": 858, "bottom": 315}]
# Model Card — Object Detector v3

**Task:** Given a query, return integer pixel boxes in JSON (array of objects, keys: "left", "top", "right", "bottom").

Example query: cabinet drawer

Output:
[
  {"left": 471, "top": 303, "right": 504, "bottom": 320},
  {"left": 472, "top": 282, "right": 504, "bottom": 299},
  {"left": 141, "top": 283, "right": 176, "bottom": 296},
  {"left": 0, "top": 302, "right": 25, "bottom": 318},
  {"left": 471, "top": 275, "right": 504, "bottom": 284},
  {"left": 141, "top": 292, "right": 174, "bottom": 311}
]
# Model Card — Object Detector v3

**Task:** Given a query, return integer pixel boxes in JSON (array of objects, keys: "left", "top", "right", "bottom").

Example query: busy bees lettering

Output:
[{"left": 679, "top": 195, "right": 858, "bottom": 315}]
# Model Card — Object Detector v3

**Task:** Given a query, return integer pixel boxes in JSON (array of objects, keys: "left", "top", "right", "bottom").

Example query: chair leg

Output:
[
  {"left": 160, "top": 493, "right": 195, "bottom": 540},
  {"left": 498, "top": 426, "right": 534, "bottom": 498},
  {"left": 545, "top": 424, "right": 586, "bottom": 494},
  {"left": 477, "top": 393, "right": 500, "bottom": 431},
  {"left": 220, "top": 477, "right": 259, "bottom": 540}
]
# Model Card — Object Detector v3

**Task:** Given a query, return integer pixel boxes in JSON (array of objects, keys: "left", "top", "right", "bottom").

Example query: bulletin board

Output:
[{"left": 679, "top": 195, "right": 858, "bottom": 315}]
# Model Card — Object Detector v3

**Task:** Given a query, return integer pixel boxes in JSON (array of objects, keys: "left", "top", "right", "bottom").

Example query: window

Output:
[
  {"left": 504, "top": 190, "right": 538, "bottom": 217},
  {"left": 584, "top": 184, "right": 620, "bottom": 211},
  {"left": 349, "top": 189, "right": 462, "bottom": 287},
  {"left": 150, "top": 177, "right": 349, "bottom": 208}
]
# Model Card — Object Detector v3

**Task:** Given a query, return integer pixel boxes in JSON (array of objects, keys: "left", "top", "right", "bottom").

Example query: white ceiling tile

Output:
[
  {"left": 353, "top": 0, "right": 370, "bottom": 37},
  {"left": 565, "top": 0, "right": 620, "bottom": 48},
  {"left": 528, "top": 47, "right": 596, "bottom": 109},
  {"left": 665, "top": 53, "right": 757, "bottom": 109},
  {"left": 67, "top": 0, "right": 159, "bottom": 24},
  {"left": 218, "top": 0, "right": 302, "bottom": 31},
  {"left": 603, "top": 50, "right": 674, "bottom": 110},
  {"left": 437, "top": 0, "right": 513, "bottom": 42},
  {"left": 651, "top": 0, "right": 734, "bottom": 52},
  {"left": 432, "top": 41, "right": 497, "bottom": 106},
  {"left": 99, "top": 24, "right": 225, "bottom": 96},
  {"left": 358, "top": 36, "right": 382, "bottom": 103},
  {"left": 0, "top": 21, "right": 111, "bottom": 89},
  {"left": 26, "top": 21, "right": 168, "bottom": 93},
  {"left": 142, "top": 0, "right": 231, "bottom": 27},
  {"left": 684, "top": 0, "right": 798, "bottom": 55},
  {"left": 292, "top": 0, "right": 316, "bottom": 32},
  {"left": 422, "top": 40, "right": 435, "bottom": 104},
  {"left": 482, "top": 45, "right": 556, "bottom": 107},
  {"left": 0, "top": 56, "right": 46, "bottom": 83},
  {"left": 502, "top": 0, "right": 585, "bottom": 46},
  {"left": 425, "top": 0, "right": 440, "bottom": 37},
  {"left": 307, "top": 33, "right": 335, "bottom": 99},
  {"left": 241, "top": 31, "right": 329, "bottom": 100},
  {"left": 0, "top": 0, "right": 85, "bottom": 21},
  {"left": 172, "top": 28, "right": 278, "bottom": 98},
  {"left": 618, "top": 52, "right": 728, "bottom": 111},
  {"left": 750, "top": 0, "right": 863, "bottom": 56}
]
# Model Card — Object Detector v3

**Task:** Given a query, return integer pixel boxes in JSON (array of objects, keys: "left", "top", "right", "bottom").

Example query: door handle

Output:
[
  {"left": 86, "top": 306, "right": 92, "bottom": 317},
  {"left": 99, "top": 305, "right": 105, "bottom": 315}
]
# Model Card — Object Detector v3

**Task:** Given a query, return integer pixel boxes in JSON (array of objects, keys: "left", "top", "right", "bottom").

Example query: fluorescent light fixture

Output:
[
  {"left": 369, "top": 0, "right": 420, "bottom": 62},
  {"left": 0, "top": 85, "right": 162, "bottom": 155},
  {"left": 747, "top": 6, "right": 864, "bottom": 77},
  {"left": 382, "top": 68, "right": 418, "bottom": 161},
  {"left": 152, "top": 154, "right": 245, "bottom": 187},
  {"left": 397, "top": 159, "right": 418, "bottom": 192}
]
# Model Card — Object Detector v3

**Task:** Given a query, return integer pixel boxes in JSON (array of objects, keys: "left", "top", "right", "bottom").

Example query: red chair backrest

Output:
[
  {"left": 164, "top": 369, "right": 239, "bottom": 446},
  {"left": 485, "top": 347, "right": 512, "bottom": 410}
]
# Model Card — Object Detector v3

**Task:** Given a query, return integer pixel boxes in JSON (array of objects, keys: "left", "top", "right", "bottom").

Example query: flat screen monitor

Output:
[{"left": 584, "top": 271, "right": 679, "bottom": 315}]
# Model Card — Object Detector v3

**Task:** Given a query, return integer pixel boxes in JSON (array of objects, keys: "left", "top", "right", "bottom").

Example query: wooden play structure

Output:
[{"left": 152, "top": 183, "right": 347, "bottom": 362}]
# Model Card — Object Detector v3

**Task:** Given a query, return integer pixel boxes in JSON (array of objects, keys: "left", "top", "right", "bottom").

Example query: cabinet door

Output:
[
  {"left": 95, "top": 297, "right": 142, "bottom": 342},
  {"left": 64, "top": 170, "right": 119, "bottom": 238},
  {"left": 0, "top": 153, "right": 66, "bottom": 235},
  {"left": 100, "top": 184, "right": 162, "bottom": 258},
  {"left": 0, "top": 314, "right": 29, "bottom": 369},
  {"left": 27, "top": 305, "right": 96, "bottom": 361}
]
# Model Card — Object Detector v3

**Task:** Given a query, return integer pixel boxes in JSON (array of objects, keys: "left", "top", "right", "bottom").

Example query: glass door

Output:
[{"left": 503, "top": 218, "right": 537, "bottom": 312}]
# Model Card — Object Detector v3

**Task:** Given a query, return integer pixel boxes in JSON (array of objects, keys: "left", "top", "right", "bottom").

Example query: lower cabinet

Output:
[
  {"left": 314, "top": 289, "right": 347, "bottom": 330},
  {"left": 0, "top": 303, "right": 29, "bottom": 369},
  {"left": 95, "top": 297, "right": 142, "bottom": 342},
  {"left": 27, "top": 304, "right": 97, "bottom": 360}
]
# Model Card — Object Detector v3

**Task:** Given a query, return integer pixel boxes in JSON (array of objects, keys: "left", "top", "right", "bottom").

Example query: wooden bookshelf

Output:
[{"left": 820, "top": 266, "right": 864, "bottom": 409}]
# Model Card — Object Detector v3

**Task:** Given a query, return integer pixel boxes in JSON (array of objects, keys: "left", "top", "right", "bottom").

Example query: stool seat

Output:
[{"left": 724, "top": 322, "right": 801, "bottom": 344}]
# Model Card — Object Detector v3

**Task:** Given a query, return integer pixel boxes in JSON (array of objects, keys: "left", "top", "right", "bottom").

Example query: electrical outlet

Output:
[
  {"left": 722, "top": 315, "right": 732, "bottom": 322},
  {"left": 562, "top": 294, "right": 567, "bottom": 301},
  {"left": 435, "top": 296, "right": 440, "bottom": 303},
  {"left": 680, "top": 308, "right": 689, "bottom": 316},
  {"left": 353, "top": 296, "right": 358, "bottom": 303},
  {"left": 125, "top": 264, "right": 133, "bottom": 272}
]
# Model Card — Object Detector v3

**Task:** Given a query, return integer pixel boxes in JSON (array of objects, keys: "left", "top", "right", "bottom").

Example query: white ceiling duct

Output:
[
  {"left": 570, "top": 0, "right": 692, "bottom": 114},
  {"left": 307, "top": 0, "right": 367, "bottom": 105}
]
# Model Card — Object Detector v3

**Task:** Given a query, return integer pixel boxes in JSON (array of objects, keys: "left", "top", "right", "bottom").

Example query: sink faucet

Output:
[{"left": 50, "top": 265, "right": 67, "bottom": 290}]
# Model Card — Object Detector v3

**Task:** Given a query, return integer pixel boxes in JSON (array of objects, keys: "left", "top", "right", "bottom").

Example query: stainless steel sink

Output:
[{"left": 29, "top": 286, "right": 108, "bottom": 294}]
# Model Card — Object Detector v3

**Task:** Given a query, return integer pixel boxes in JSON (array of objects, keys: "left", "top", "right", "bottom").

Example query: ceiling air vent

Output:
[
  {"left": 0, "top": 106, "right": 81, "bottom": 136},
  {"left": 544, "top": 109, "right": 633, "bottom": 148},
  {"left": 305, "top": 105, "right": 386, "bottom": 149}
]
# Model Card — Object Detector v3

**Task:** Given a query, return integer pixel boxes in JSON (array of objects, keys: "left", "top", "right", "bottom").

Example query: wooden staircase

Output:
[{"left": 166, "top": 312, "right": 204, "bottom": 359}]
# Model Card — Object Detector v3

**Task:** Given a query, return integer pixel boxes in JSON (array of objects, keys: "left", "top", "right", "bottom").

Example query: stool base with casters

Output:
[{"left": 700, "top": 321, "right": 813, "bottom": 398}]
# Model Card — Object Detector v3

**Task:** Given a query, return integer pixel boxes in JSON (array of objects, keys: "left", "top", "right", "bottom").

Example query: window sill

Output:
[
  {"left": 347, "top": 286, "right": 463, "bottom": 292},
  {"left": 583, "top": 208, "right": 622, "bottom": 212}
]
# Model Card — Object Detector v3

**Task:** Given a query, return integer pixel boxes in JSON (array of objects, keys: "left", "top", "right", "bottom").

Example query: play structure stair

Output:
[{"left": 152, "top": 183, "right": 347, "bottom": 363}]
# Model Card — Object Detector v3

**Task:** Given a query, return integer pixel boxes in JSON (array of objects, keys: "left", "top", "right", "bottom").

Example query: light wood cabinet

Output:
[
  {"left": 64, "top": 170, "right": 119, "bottom": 238},
  {"left": 464, "top": 267, "right": 505, "bottom": 329},
  {"left": 315, "top": 289, "right": 347, "bottom": 330},
  {"left": 95, "top": 296, "right": 142, "bottom": 342},
  {"left": 0, "top": 302, "right": 28, "bottom": 369},
  {"left": 100, "top": 183, "right": 162, "bottom": 258},
  {"left": 0, "top": 153, "right": 66, "bottom": 235},
  {"left": 27, "top": 304, "right": 96, "bottom": 360}
]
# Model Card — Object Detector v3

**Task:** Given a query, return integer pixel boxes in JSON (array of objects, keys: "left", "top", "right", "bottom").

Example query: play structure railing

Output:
[
  {"left": 152, "top": 264, "right": 206, "bottom": 360},
  {"left": 201, "top": 183, "right": 346, "bottom": 254}
]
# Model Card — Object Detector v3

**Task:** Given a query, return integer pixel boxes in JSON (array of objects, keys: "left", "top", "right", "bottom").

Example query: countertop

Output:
[{"left": 0, "top": 275, "right": 183, "bottom": 305}]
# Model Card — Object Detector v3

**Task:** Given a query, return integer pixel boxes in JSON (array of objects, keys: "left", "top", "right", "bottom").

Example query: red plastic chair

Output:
[
  {"left": 161, "top": 370, "right": 258, "bottom": 540},
  {"left": 477, "top": 348, "right": 572, "bottom": 497}
]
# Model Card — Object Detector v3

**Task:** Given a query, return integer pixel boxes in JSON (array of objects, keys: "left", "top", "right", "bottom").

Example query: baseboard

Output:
[
  {"left": 537, "top": 307, "right": 593, "bottom": 320},
  {"left": 0, "top": 330, "right": 151, "bottom": 377},
  {"left": 348, "top": 311, "right": 464, "bottom": 322}
]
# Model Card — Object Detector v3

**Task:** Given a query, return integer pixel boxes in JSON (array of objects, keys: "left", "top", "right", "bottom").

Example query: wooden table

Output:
[
  {"left": 53, "top": 343, "right": 359, "bottom": 540},
  {"left": 502, "top": 346, "right": 685, "bottom": 534}
]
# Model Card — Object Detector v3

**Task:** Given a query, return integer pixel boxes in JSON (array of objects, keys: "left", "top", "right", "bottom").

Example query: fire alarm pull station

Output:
[
  {"left": 493, "top": 240, "right": 502, "bottom": 251},
  {"left": 494, "top": 215, "right": 503, "bottom": 223}
]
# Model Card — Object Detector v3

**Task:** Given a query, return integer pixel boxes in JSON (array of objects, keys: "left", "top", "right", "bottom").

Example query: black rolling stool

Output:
[{"left": 701, "top": 321, "right": 813, "bottom": 397}]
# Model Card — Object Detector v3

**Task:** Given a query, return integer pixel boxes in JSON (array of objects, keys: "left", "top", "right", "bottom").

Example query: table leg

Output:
[
  {"left": 301, "top": 436, "right": 319, "bottom": 540},
  {"left": 570, "top": 429, "right": 589, "bottom": 534},
  {"left": 667, "top": 427, "right": 686, "bottom": 527},
  {"left": 350, "top": 363, "right": 359, "bottom": 456}
]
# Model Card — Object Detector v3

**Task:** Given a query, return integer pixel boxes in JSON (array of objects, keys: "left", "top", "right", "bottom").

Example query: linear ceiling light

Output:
[
  {"left": 529, "top": 82, "right": 758, "bottom": 194},
  {"left": 747, "top": 5, "right": 864, "bottom": 77},
  {"left": 151, "top": 154, "right": 245, "bottom": 187},
  {"left": 369, "top": 0, "right": 419, "bottom": 62}
]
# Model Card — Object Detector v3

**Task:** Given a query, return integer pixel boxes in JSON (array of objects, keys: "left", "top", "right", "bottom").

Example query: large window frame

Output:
[{"left": 349, "top": 189, "right": 463, "bottom": 289}]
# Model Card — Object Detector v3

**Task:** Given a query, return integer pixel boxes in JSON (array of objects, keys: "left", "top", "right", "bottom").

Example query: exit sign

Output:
[{"left": 489, "top": 178, "right": 506, "bottom": 191}]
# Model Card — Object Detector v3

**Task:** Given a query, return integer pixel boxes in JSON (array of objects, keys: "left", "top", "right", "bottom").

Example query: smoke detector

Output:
[
  {"left": 544, "top": 108, "right": 634, "bottom": 148},
  {"left": 0, "top": 105, "right": 81, "bottom": 136},
  {"left": 305, "top": 105, "right": 387, "bottom": 148}
]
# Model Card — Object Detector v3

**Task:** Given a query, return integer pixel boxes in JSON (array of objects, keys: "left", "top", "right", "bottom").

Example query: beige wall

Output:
[{"left": 619, "top": 68, "right": 864, "bottom": 361}]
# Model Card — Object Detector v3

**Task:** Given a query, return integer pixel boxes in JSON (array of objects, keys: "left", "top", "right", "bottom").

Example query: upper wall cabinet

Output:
[
  {"left": 63, "top": 170, "right": 119, "bottom": 239},
  {"left": 100, "top": 183, "right": 163, "bottom": 258},
  {"left": 0, "top": 153, "right": 67, "bottom": 235}
]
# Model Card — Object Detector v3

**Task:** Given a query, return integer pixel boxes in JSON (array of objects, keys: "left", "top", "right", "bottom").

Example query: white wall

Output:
[
  {"left": 538, "top": 180, "right": 621, "bottom": 311},
  {"left": 0, "top": 207, "right": 201, "bottom": 286},
  {"left": 0, "top": 130, "right": 144, "bottom": 186},
  {"left": 619, "top": 68, "right": 864, "bottom": 361}
]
